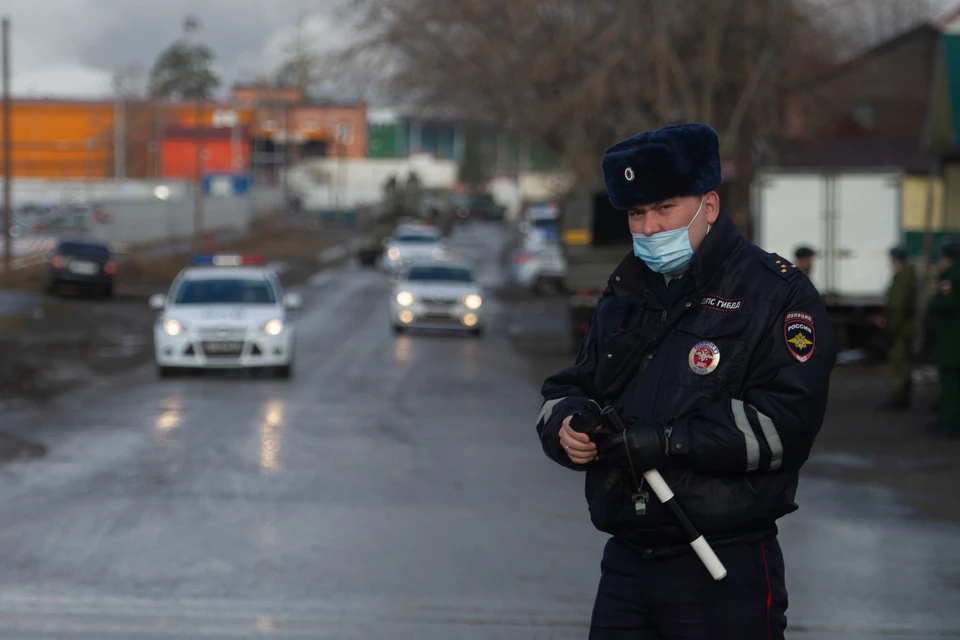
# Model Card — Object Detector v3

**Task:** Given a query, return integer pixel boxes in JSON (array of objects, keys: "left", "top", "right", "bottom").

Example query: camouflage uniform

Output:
[{"left": 884, "top": 248, "right": 916, "bottom": 408}]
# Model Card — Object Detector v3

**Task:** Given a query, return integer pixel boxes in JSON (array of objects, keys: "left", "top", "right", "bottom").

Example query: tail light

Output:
[
  {"left": 512, "top": 252, "right": 533, "bottom": 265},
  {"left": 103, "top": 260, "right": 117, "bottom": 275},
  {"left": 50, "top": 254, "right": 64, "bottom": 269}
]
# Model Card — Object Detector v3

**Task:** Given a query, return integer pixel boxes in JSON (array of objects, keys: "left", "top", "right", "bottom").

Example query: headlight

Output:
[
  {"left": 396, "top": 291, "right": 415, "bottom": 306},
  {"left": 162, "top": 318, "right": 185, "bottom": 336},
  {"left": 387, "top": 247, "right": 400, "bottom": 260},
  {"left": 431, "top": 247, "right": 445, "bottom": 259},
  {"left": 463, "top": 294, "right": 482, "bottom": 310},
  {"left": 263, "top": 319, "right": 284, "bottom": 336}
]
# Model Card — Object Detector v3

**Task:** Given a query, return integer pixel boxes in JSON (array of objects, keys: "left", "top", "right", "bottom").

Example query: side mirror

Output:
[
  {"left": 283, "top": 293, "right": 303, "bottom": 310},
  {"left": 149, "top": 294, "right": 166, "bottom": 310}
]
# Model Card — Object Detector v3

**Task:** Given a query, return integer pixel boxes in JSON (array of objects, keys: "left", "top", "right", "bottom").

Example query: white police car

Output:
[
  {"left": 390, "top": 260, "right": 484, "bottom": 335},
  {"left": 149, "top": 254, "right": 302, "bottom": 378}
]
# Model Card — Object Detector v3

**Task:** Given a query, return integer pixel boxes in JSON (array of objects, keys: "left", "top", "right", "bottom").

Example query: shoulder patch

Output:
[
  {"left": 760, "top": 253, "right": 802, "bottom": 280},
  {"left": 784, "top": 311, "right": 815, "bottom": 362}
]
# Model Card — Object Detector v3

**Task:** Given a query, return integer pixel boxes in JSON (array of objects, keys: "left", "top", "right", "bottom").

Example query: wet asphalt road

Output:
[{"left": 0, "top": 222, "right": 959, "bottom": 639}]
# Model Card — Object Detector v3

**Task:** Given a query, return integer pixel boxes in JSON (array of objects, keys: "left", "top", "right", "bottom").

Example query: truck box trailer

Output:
[{"left": 753, "top": 168, "right": 902, "bottom": 353}]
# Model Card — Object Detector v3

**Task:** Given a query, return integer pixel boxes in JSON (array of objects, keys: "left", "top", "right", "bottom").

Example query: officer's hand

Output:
[
  {"left": 597, "top": 425, "right": 666, "bottom": 472},
  {"left": 559, "top": 415, "right": 597, "bottom": 464}
]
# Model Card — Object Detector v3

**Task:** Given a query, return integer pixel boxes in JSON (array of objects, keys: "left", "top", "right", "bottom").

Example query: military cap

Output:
[
  {"left": 941, "top": 241, "right": 960, "bottom": 258},
  {"left": 794, "top": 246, "right": 816, "bottom": 259},
  {"left": 601, "top": 123, "right": 721, "bottom": 211},
  {"left": 889, "top": 246, "right": 909, "bottom": 261}
]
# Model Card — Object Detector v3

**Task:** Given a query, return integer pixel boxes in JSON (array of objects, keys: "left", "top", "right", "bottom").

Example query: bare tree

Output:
[{"left": 339, "top": 0, "right": 862, "bottom": 227}]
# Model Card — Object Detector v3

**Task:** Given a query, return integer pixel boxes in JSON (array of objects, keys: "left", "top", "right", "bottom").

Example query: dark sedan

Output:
[{"left": 44, "top": 239, "right": 116, "bottom": 297}]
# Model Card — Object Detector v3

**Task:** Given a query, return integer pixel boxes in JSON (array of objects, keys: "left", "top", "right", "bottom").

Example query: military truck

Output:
[
  {"left": 558, "top": 187, "right": 631, "bottom": 351},
  {"left": 355, "top": 175, "right": 446, "bottom": 267},
  {"left": 451, "top": 191, "right": 506, "bottom": 222},
  {"left": 355, "top": 211, "right": 401, "bottom": 267}
]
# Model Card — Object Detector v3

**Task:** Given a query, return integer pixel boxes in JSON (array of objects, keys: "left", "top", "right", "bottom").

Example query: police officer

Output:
[
  {"left": 794, "top": 246, "right": 815, "bottom": 278},
  {"left": 883, "top": 246, "right": 917, "bottom": 410},
  {"left": 535, "top": 123, "right": 838, "bottom": 639},
  {"left": 927, "top": 241, "right": 960, "bottom": 437}
]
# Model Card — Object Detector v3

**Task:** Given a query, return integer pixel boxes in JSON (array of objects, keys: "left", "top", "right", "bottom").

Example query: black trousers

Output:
[{"left": 588, "top": 536, "right": 788, "bottom": 639}]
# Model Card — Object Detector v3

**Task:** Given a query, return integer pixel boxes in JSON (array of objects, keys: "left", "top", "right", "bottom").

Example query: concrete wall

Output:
[
  {"left": 103, "top": 190, "right": 252, "bottom": 245},
  {"left": 3, "top": 178, "right": 286, "bottom": 245},
  {"left": 251, "top": 185, "right": 284, "bottom": 218}
]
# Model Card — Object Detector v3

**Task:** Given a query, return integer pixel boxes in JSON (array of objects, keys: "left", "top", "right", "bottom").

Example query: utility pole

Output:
[
  {"left": 194, "top": 98, "right": 204, "bottom": 250},
  {"left": 112, "top": 72, "right": 126, "bottom": 179},
  {"left": 184, "top": 15, "right": 205, "bottom": 251},
  {"left": 2, "top": 17, "right": 11, "bottom": 279},
  {"left": 281, "top": 102, "right": 290, "bottom": 206}
]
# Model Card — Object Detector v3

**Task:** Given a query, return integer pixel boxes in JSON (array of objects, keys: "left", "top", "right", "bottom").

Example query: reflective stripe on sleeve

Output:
[
  {"left": 537, "top": 397, "right": 600, "bottom": 426},
  {"left": 731, "top": 399, "right": 760, "bottom": 472},
  {"left": 537, "top": 398, "right": 565, "bottom": 425},
  {"left": 753, "top": 407, "right": 783, "bottom": 471}
]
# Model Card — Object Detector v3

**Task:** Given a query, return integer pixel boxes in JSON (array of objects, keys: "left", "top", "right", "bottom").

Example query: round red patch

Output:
[{"left": 689, "top": 341, "right": 720, "bottom": 375}]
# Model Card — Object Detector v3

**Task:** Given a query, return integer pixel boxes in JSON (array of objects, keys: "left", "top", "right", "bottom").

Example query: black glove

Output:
[{"left": 596, "top": 424, "right": 667, "bottom": 473}]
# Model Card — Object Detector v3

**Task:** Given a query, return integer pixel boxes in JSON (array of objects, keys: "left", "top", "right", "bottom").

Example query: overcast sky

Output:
[
  {"left": 0, "top": 0, "right": 351, "bottom": 99},
  {"left": 0, "top": 0, "right": 957, "bottom": 101}
]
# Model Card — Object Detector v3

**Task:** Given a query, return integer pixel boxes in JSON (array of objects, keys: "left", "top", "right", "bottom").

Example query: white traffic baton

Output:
[{"left": 569, "top": 407, "right": 727, "bottom": 581}]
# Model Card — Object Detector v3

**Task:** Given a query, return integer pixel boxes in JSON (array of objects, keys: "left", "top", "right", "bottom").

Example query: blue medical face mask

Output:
[{"left": 632, "top": 198, "right": 704, "bottom": 274}]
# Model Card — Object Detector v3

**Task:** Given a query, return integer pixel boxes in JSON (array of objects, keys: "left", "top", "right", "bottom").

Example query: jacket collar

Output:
[
  {"left": 609, "top": 210, "right": 744, "bottom": 296},
  {"left": 688, "top": 210, "right": 744, "bottom": 289}
]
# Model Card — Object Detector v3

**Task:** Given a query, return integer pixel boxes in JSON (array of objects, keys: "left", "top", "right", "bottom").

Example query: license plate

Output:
[
  {"left": 202, "top": 341, "right": 244, "bottom": 355},
  {"left": 424, "top": 304, "right": 451, "bottom": 315},
  {"left": 68, "top": 261, "right": 98, "bottom": 275}
]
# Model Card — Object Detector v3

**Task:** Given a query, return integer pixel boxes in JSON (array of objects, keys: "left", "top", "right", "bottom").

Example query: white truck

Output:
[{"left": 752, "top": 169, "right": 902, "bottom": 353}]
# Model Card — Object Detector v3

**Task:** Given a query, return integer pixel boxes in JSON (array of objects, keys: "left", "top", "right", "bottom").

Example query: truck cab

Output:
[{"left": 558, "top": 188, "right": 632, "bottom": 351}]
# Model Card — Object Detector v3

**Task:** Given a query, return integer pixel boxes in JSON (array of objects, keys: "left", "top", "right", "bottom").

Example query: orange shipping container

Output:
[
  {"left": 0, "top": 100, "right": 113, "bottom": 178},
  {"left": 0, "top": 99, "right": 254, "bottom": 179}
]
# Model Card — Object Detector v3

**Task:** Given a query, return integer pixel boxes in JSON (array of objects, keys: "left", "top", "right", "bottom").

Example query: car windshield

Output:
[
  {"left": 395, "top": 234, "right": 438, "bottom": 243},
  {"left": 406, "top": 266, "right": 473, "bottom": 283},
  {"left": 173, "top": 278, "right": 277, "bottom": 305},
  {"left": 59, "top": 242, "right": 109, "bottom": 259}
]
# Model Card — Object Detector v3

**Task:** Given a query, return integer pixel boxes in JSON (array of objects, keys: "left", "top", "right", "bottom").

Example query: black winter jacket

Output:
[{"left": 537, "top": 212, "right": 837, "bottom": 555}]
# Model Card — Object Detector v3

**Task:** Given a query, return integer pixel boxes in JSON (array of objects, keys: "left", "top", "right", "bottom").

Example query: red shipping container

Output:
[{"left": 160, "top": 127, "right": 250, "bottom": 179}]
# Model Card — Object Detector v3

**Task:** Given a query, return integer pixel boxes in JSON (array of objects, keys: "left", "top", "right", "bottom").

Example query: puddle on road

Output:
[
  {"left": 98, "top": 333, "right": 149, "bottom": 358},
  {"left": 0, "top": 431, "right": 46, "bottom": 463}
]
